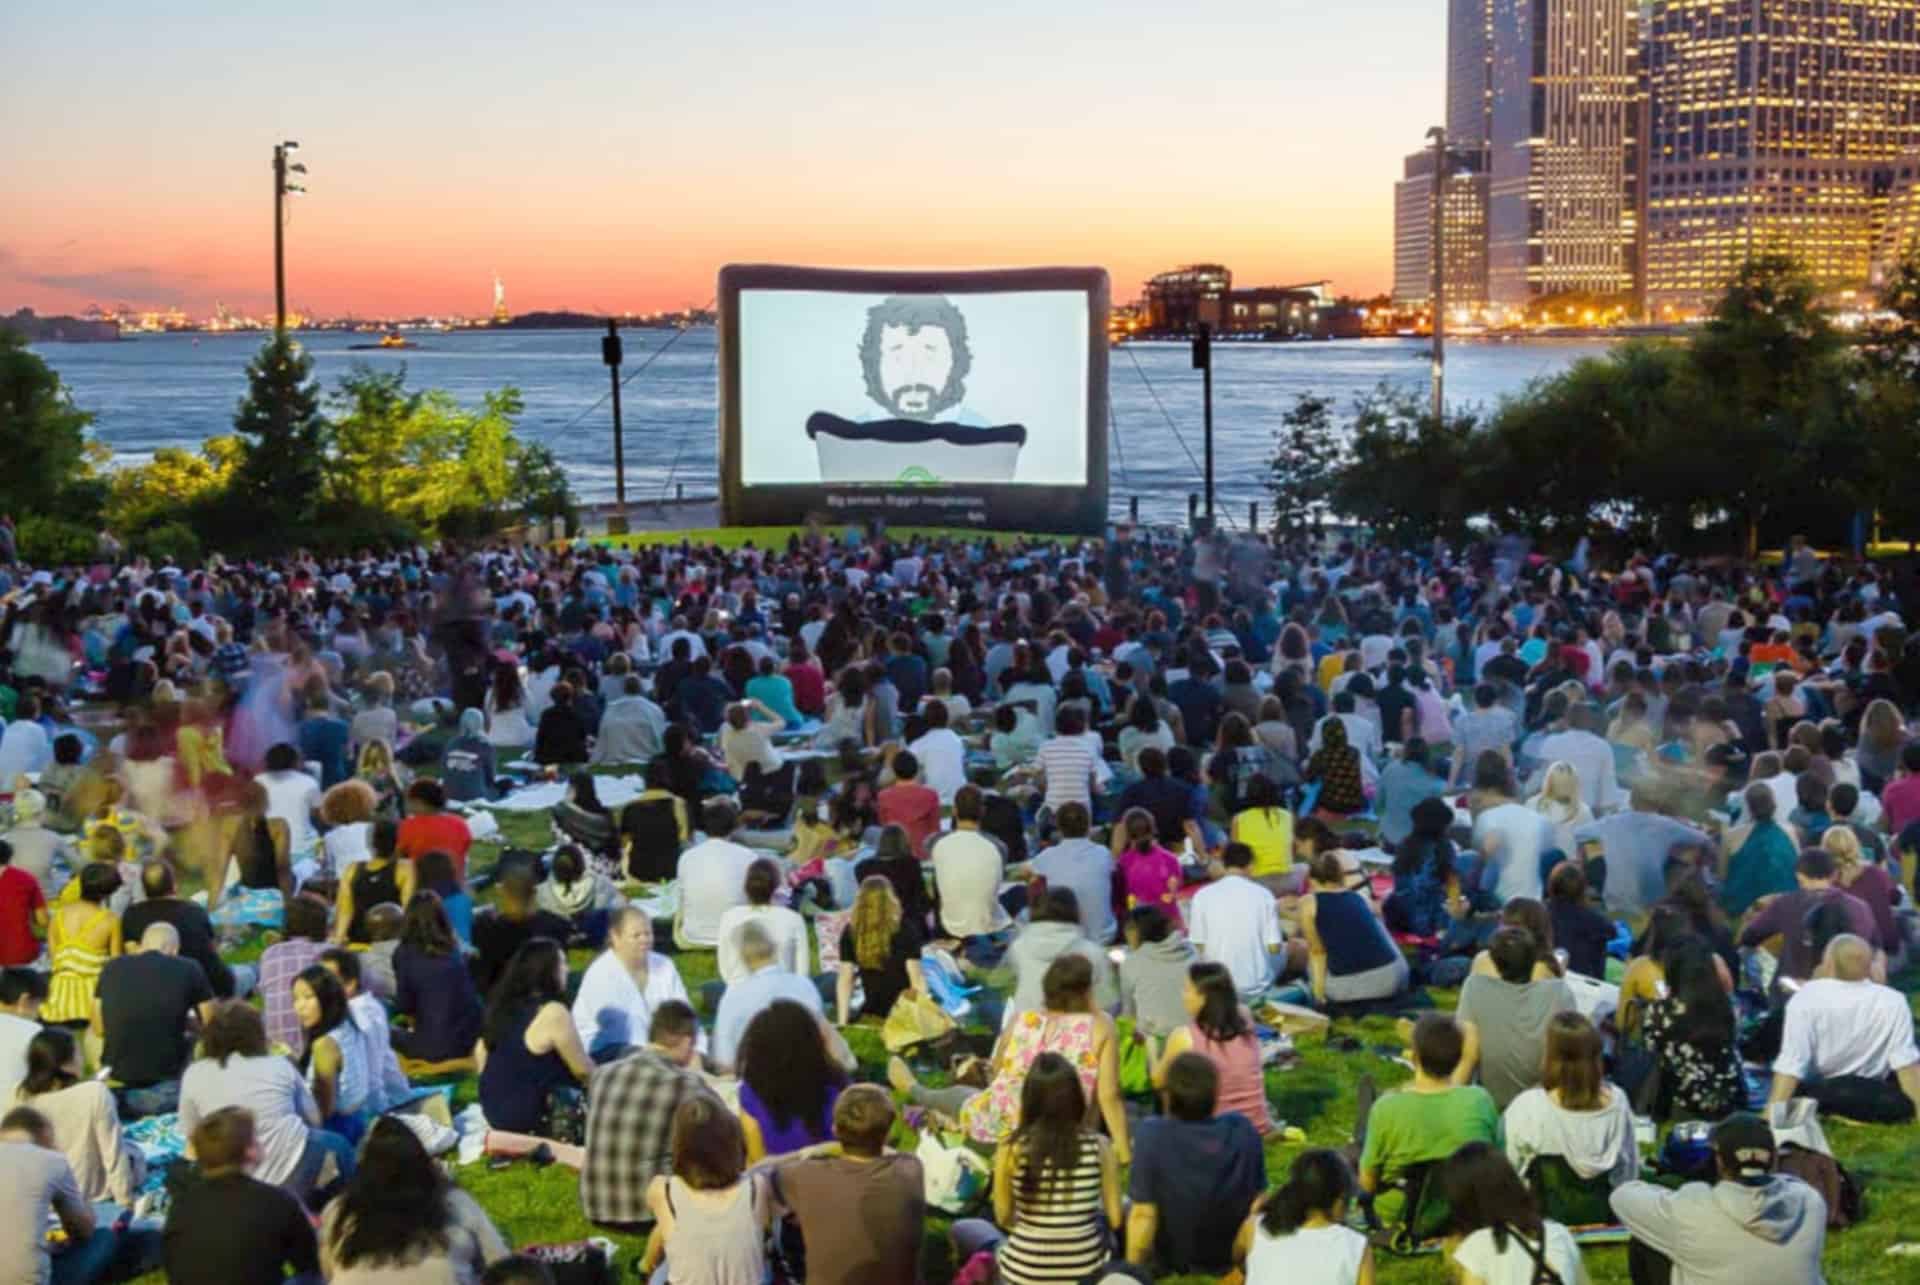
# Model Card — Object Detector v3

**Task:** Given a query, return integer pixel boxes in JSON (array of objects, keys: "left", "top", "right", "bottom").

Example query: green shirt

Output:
[{"left": 1359, "top": 1084, "right": 1501, "bottom": 1182}]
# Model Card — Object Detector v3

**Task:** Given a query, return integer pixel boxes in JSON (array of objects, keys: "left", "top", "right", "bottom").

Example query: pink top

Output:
[
  {"left": 1188, "top": 1020, "right": 1273, "bottom": 1134},
  {"left": 1120, "top": 846, "right": 1184, "bottom": 927}
]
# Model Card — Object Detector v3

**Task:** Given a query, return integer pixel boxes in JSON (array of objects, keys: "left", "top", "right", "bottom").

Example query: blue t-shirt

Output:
[{"left": 1127, "top": 1114, "right": 1266, "bottom": 1274}]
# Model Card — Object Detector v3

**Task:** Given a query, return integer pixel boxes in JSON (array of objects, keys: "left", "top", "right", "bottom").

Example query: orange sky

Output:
[{"left": 1, "top": 2, "right": 1443, "bottom": 317}]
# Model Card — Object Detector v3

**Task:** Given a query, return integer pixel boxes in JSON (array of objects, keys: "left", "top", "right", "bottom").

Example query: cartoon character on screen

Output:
[{"left": 806, "top": 294, "right": 1028, "bottom": 485}]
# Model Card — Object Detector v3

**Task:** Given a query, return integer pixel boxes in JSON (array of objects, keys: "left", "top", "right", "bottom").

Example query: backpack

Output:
[{"left": 1776, "top": 1142, "right": 1866, "bottom": 1228}]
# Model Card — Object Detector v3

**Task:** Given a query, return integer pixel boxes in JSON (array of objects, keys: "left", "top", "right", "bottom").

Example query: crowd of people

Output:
[{"left": 0, "top": 516, "right": 1914, "bottom": 1284}]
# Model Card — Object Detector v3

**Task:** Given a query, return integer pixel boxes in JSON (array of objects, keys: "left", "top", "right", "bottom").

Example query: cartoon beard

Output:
[{"left": 886, "top": 382, "right": 942, "bottom": 419}]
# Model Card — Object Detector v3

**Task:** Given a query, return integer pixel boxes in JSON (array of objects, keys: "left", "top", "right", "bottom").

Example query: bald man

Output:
[
  {"left": 94, "top": 920, "right": 217, "bottom": 1119},
  {"left": 1771, "top": 933, "right": 1920, "bottom": 1122}
]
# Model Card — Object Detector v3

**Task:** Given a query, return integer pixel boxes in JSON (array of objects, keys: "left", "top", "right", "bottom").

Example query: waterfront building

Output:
[
  {"left": 1644, "top": 0, "right": 1920, "bottom": 314},
  {"left": 1143, "top": 264, "right": 1231, "bottom": 332},
  {"left": 1448, "top": 0, "right": 1494, "bottom": 165},
  {"left": 1393, "top": 149, "right": 1490, "bottom": 313},
  {"left": 1221, "top": 282, "right": 1333, "bottom": 336},
  {"left": 1487, "top": 0, "right": 1642, "bottom": 308}
]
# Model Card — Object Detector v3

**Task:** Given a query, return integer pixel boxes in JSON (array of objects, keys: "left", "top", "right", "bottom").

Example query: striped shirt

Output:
[
  {"left": 998, "top": 1133, "right": 1109, "bottom": 1284},
  {"left": 1036, "top": 734, "right": 1110, "bottom": 812}
]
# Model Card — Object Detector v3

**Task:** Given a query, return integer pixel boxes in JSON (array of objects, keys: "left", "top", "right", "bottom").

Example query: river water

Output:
[{"left": 34, "top": 328, "right": 1611, "bottom": 526}]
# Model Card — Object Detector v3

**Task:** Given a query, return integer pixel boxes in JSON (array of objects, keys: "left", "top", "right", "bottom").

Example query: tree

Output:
[
  {"left": 511, "top": 441, "right": 579, "bottom": 532},
  {"left": 323, "top": 367, "right": 526, "bottom": 531},
  {"left": 1327, "top": 385, "right": 1483, "bottom": 546},
  {"left": 104, "top": 436, "right": 244, "bottom": 536},
  {"left": 232, "top": 334, "right": 328, "bottom": 524},
  {"left": 1267, "top": 393, "right": 1342, "bottom": 534},
  {"left": 0, "top": 326, "right": 103, "bottom": 521}
]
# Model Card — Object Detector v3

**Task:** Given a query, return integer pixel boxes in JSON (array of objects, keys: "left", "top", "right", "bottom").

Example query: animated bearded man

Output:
[{"left": 807, "top": 295, "right": 1027, "bottom": 484}]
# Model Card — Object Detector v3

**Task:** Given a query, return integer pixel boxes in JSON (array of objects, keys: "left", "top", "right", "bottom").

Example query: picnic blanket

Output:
[
  {"left": 126, "top": 1113, "right": 187, "bottom": 1201},
  {"left": 478, "top": 776, "right": 649, "bottom": 813}
]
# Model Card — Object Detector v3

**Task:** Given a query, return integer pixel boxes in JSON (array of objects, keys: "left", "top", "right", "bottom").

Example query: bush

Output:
[{"left": 15, "top": 515, "right": 97, "bottom": 567}]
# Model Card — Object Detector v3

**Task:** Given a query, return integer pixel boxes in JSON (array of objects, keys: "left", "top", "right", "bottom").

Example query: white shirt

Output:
[
  {"left": 259, "top": 769, "right": 323, "bottom": 853},
  {"left": 659, "top": 629, "right": 708, "bottom": 662},
  {"left": 1452, "top": 1220, "right": 1589, "bottom": 1285},
  {"left": 710, "top": 964, "right": 823, "bottom": 1073},
  {"left": 1775, "top": 977, "right": 1920, "bottom": 1083},
  {"left": 714, "top": 903, "right": 810, "bottom": 984},
  {"left": 1035, "top": 735, "right": 1108, "bottom": 812},
  {"left": 570, "top": 950, "right": 697, "bottom": 1057},
  {"left": 908, "top": 728, "right": 969, "bottom": 804},
  {"left": 1246, "top": 1222, "right": 1367, "bottom": 1285},
  {"left": 1187, "top": 874, "right": 1283, "bottom": 999},
  {"left": 932, "top": 829, "right": 1011, "bottom": 938},
  {"left": 0, "top": 1012, "right": 38, "bottom": 1107},
  {"left": 675, "top": 837, "right": 758, "bottom": 947},
  {"left": 1503, "top": 1083, "right": 1640, "bottom": 1186},
  {"left": 1474, "top": 802, "right": 1555, "bottom": 904}
]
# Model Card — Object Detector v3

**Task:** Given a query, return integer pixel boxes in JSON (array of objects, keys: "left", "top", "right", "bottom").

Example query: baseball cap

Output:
[{"left": 1711, "top": 1113, "right": 1776, "bottom": 1186}]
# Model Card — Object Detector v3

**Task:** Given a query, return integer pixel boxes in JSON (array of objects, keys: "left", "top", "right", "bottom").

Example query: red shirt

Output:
[
  {"left": 397, "top": 812, "right": 474, "bottom": 876},
  {"left": 0, "top": 866, "right": 46, "bottom": 966},
  {"left": 876, "top": 782, "right": 943, "bottom": 860},
  {"left": 1885, "top": 775, "right": 1920, "bottom": 837},
  {"left": 786, "top": 662, "right": 827, "bottom": 716}
]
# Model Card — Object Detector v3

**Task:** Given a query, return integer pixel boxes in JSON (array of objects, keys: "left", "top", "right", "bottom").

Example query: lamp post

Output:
[
  {"left": 1427, "top": 125, "right": 1447, "bottom": 421},
  {"left": 602, "top": 320, "right": 628, "bottom": 533},
  {"left": 272, "top": 141, "right": 306, "bottom": 336}
]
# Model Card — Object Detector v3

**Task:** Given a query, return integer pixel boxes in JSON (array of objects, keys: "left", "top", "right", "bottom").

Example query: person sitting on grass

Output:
[
  {"left": 639, "top": 1095, "right": 771, "bottom": 1284},
  {"left": 1236, "top": 1148, "right": 1371, "bottom": 1284},
  {"left": 1188, "top": 841, "right": 1288, "bottom": 1000},
  {"left": 163, "top": 1106, "right": 321, "bottom": 1285},
  {"left": 475, "top": 938, "right": 593, "bottom": 1146},
  {"left": 469, "top": 862, "right": 571, "bottom": 997},
  {"left": 1125, "top": 1051, "right": 1266, "bottom": 1277},
  {"left": 1438, "top": 1141, "right": 1591, "bottom": 1285},
  {"left": 0, "top": 1104, "right": 115, "bottom": 1285},
  {"left": 1609, "top": 1113, "right": 1828, "bottom": 1285},
  {"left": 735, "top": 999, "right": 849, "bottom": 1162},
  {"left": 835, "top": 875, "right": 927, "bottom": 1027},
  {"left": 580, "top": 1001, "right": 708, "bottom": 1232},
  {"left": 1502, "top": 1012, "right": 1640, "bottom": 1223},
  {"left": 1768, "top": 932, "right": 1920, "bottom": 1122},
  {"left": 1358, "top": 1014, "right": 1499, "bottom": 1210},
  {"left": 389, "top": 890, "right": 483, "bottom": 1067},
  {"left": 1151, "top": 961, "right": 1273, "bottom": 1134},
  {"left": 320, "top": 1115, "right": 510, "bottom": 1285},
  {"left": 1295, "top": 848, "right": 1409, "bottom": 1008},
  {"left": 292, "top": 965, "right": 371, "bottom": 1142},
  {"left": 14, "top": 1027, "right": 146, "bottom": 1209},
  {"left": 572, "top": 909, "right": 699, "bottom": 1064},
  {"left": 1455, "top": 925, "right": 1576, "bottom": 1111},
  {"left": 534, "top": 844, "right": 623, "bottom": 950},
  {"left": 333, "top": 818, "right": 414, "bottom": 947},
  {"left": 317, "top": 949, "right": 409, "bottom": 1117},
  {"left": 764, "top": 1084, "right": 926, "bottom": 1285},
  {"left": 948, "top": 1051, "right": 1124, "bottom": 1285},
  {"left": 1004, "top": 887, "right": 1117, "bottom": 1022}
]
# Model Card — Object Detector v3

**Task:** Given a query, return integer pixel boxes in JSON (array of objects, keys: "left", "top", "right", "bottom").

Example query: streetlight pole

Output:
[
  {"left": 272, "top": 141, "right": 305, "bottom": 336},
  {"left": 1427, "top": 125, "right": 1447, "bottom": 422},
  {"left": 602, "top": 320, "right": 628, "bottom": 531}
]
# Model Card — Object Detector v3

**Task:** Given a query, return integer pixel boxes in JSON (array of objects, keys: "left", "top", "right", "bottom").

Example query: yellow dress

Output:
[{"left": 45, "top": 905, "right": 114, "bottom": 1024}]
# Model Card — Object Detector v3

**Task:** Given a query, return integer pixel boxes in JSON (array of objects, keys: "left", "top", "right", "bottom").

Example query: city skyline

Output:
[{"left": 1, "top": 1, "right": 1446, "bottom": 318}]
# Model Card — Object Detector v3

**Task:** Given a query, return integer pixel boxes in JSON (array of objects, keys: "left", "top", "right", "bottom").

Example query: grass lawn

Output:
[
  {"left": 595, "top": 527, "right": 1058, "bottom": 552},
  {"left": 132, "top": 800, "right": 1920, "bottom": 1283}
]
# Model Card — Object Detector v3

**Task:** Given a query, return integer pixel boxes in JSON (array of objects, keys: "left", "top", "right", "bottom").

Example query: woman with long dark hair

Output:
[
  {"left": 1437, "top": 1141, "right": 1589, "bottom": 1284},
  {"left": 320, "top": 1115, "right": 509, "bottom": 1285},
  {"left": 949, "top": 1052, "right": 1122, "bottom": 1285},
  {"left": 1151, "top": 961, "right": 1273, "bottom": 1133},
  {"left": 1640, "top": 935, "right": 1744, "bottom": 1121},
  {"left": 14, "top": 1026, "right": 145, "bottom": 1207},
  {"left": 292, "top": 965, "right": 369, "bottom": 1138},
  {"left": 1237, "top": 1148, "right": 1370, "bottom": 1283},
  {"left": 389, "top": 891, "right": 483, "bottom": 1065},
  {"left": 736, "top": 999, "right": 848, "bottom": 1161},
  {"left": 552, "top": 769, "right": 621, "bottom": 879},
  {"left": 476, "top": 938, "right": 591, "bottom": 1141}
]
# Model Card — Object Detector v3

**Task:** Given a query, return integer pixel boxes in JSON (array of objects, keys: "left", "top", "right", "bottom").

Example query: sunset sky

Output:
[{"left": 2, "top": 1, "right": 1444, "bottom": 318}]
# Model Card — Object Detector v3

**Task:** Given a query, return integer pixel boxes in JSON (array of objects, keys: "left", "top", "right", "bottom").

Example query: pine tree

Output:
[{"left": 232, "top": 334, "right": 328, "bottom": 523}]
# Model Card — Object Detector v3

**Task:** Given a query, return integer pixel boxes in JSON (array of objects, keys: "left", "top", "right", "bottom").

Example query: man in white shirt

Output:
[
  {"left": 572, "top": 909, "right": 699, "bottom": 1061},
  {"left": 714, "top": 859, "right": 809, "bottom": 984},
  {"left": 710, "top": 922, "right": 850, "bottom": 1075},
  {"left": 1472, "top": 774, "right": 1556, "bottom": 904},
  {"left": 657, "top": 619, "right": 708, "bottom": 663},
  {"left": 674, "top": 800, "right": 757, "bottom": 949},
  {"left": 258, "top": 743, "right": 324, "bottom": 855},
  {"left": 932, "top": 786, "right": 1011, "bottom": 946},
  {"left": 0, "top": 969, "right": 45, "bottom": 1107},
  {"left": 1769, "top": 933, "right": 1920, "bottom": 1119},
  {"left": 1186, "top": 843, "right": 1284, "bottom": 999},
  {"left": 907, "top": 701, "right": 969, "bottom": 804}
]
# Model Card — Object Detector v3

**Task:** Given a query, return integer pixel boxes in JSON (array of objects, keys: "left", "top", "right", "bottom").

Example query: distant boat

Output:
[{"left": 348, "top": 330, "right": 420, "bottom": 351}]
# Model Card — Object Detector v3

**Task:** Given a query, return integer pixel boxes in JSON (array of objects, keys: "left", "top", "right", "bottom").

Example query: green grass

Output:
[
  {"left": 594, "top": 526, "right": 1059, "bottom": 552},
  {"left": 148, "top": 800, "right": 1920, "bottom": 1284}
]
